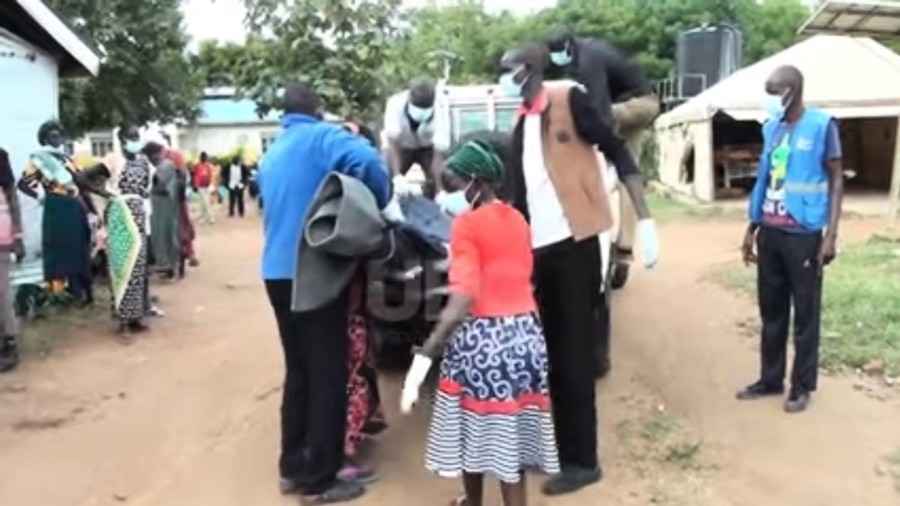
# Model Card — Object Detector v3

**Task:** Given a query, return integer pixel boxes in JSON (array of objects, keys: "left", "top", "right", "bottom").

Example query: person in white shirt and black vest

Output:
[
  {"left": 222, "top": 156, "right": 250, "bottom": 218},
  {"left": 499, "top": 43, "right": 660, "bottom": 497},
  {"left": 738, "top": 66, "right": 844, "bottom": 414}
]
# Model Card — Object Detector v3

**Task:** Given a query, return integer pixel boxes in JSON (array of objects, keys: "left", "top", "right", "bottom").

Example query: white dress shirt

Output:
[{"left": 523, "top": 113, "right": 572, "bottom": 248}]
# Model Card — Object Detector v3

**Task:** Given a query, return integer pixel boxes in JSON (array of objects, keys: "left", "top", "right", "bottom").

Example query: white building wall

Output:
[
  {"left": 0, "top": 28, "right": 61, "bottom": 284},
  {"left": 177, "top": 123, "right": 280, "bottom": 158}
]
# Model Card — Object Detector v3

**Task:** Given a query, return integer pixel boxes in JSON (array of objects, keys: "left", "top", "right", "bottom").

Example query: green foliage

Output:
[
  {"left": 46, "top": 0, "right": 204, "bottom": 137},
  {"left": 237, "top": 0, "right": 402, "bottom": 120},
  {"left": 389, "top": 0, "right": 810, "bottom": 87},
  {"left": 711, "top": 234, "right": 900, "bottom": 376}
]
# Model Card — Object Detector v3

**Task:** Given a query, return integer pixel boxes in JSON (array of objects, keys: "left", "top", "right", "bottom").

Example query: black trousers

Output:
[
  {"left": 265, "top": 280, "right": 349, "bottom": 495},
  {"left": 757, "top": 227, "right": 823, "bottom": 394},
  {"left": 228, "top": 187, "right": 245, "bottom": 217},
  {"left": 534, "top": 237, "right": 605, "bottom": 471}
]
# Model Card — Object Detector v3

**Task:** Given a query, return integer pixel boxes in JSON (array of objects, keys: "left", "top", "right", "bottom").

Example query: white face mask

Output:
[
  {"left": 499, "top": 67, "right": 529, "bottom": 98},
  {"left": 124, "top": 140, "right": 144, "bottom": 154},
  {"left": 550, "top": 50, "right": 572, "bottom": 67},
  {"left": 407, "top": 104, "right": 433, "bottom": 123},
  {"left": 438, "top": 190, "right": 471, "bottom": 217},
  {"left": 762, "top": 89, "right": 790, "bottom": 119}
]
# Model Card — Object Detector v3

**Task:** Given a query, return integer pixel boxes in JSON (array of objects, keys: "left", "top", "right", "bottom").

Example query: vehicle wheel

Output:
[{"left": 610, "top": 261, "right": 630, "bottom": 290}]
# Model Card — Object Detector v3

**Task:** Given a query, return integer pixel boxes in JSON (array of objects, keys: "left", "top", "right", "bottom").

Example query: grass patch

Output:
[
  {"left": 710, "top": 235, "right": 900, "bottom": 376},
  {"left": 19, "top": 289, "right": 112, "bottom": 357},
  {"left": 647, "top": 191, "right": 744, "bottom": 224},
  {"left": 617, "top": 411, "right": 705, "bottom": 471}
]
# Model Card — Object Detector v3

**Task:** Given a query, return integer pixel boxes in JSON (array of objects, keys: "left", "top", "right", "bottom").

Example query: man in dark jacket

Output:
[
  {"left": 547, "top": 31, "right": 661, "bottom": 288},
  {"left": 499, "top": 43, "right": 658, "bottom": 496}
]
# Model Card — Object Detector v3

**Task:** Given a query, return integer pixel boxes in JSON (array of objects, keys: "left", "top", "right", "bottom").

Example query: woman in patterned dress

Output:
[
  {"left": 105, "top": 125, "right": 151, "bottom": 334},
  {"left": 400, "top": 139, "right": 559, "bottom": 506},
  {"left": 18, "top": 120, "right": 105, "bottom": 304}
]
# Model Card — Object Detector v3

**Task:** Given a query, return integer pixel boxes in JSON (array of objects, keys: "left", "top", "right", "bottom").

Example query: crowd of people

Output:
[
  {"left": 257, "top": 29, "right": 843, "bottom": 506},
  {"left": 0, "top": 25, "right": 845, "bottom": 506}
]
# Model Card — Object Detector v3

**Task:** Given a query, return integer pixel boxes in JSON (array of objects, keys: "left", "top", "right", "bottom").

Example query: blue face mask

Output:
[
  {"left": 550, "top": 50, "right": 572, "bottom": 67},
  {"left": 124, "top": 140, "right": 144, "bottom": 154},
  {"left": 407, "top": 104, "right": 433, "bottom": 123},
  {"left": 499, "top": 67, "right": 529, "bottom": 98},
  {"left": 763, "top": 89, "right": 790, "bottom": 119}
]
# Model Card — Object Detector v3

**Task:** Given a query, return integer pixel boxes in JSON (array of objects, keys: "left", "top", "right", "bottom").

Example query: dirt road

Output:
[{"left": 0, "top": 215, "right": 897, "bottom": 506}]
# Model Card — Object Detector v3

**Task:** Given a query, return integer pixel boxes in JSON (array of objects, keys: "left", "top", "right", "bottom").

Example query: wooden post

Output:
[{"left": 889, "top": 116, "right": 900, "bottom": 224}]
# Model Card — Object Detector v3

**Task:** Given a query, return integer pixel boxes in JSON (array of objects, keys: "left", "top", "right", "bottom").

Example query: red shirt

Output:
[
  {"left": 449, "top": 201, "right": 536, "bottom": 317},
  {"left": 193, "top": 162, "right": 212, "bottom": 188}
]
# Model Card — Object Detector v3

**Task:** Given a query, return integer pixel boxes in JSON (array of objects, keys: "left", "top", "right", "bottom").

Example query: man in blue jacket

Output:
[
  {"left": 738, "top": 66, "right": 843, "bottom": 414},
  {"left": 259, "top": 83, "right": 390, "bottom": 503}
]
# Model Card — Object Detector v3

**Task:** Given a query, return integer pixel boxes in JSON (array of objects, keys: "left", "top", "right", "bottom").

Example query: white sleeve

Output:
[{"left": 384, "top": 93, "right": 406, "bottom": 141}]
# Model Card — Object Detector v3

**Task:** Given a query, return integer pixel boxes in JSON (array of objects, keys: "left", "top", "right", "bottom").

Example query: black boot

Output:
[{"left": 0, "top": 335, "right": 20, "bottom": 373}]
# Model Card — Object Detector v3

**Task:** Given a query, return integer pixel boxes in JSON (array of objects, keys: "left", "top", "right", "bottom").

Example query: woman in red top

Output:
[{"left": 401, "top": 139, "right": 559, "bottom": 506}]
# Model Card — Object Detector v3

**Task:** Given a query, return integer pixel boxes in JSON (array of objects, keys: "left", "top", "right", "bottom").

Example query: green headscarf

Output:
[{"left": 446, "top": 139, "right": 504, "bottom": 183}]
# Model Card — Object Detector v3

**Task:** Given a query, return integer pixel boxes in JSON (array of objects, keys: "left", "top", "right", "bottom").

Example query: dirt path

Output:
[{"left": 0, "top": 214, "right": 897, "bottom": 506}]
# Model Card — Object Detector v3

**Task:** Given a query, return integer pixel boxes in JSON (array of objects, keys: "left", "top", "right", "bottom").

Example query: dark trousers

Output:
[
  {"left": 534, "top": 237, "right": 605, "bottom": 471},
  {"left": 265, "top": 280, "right": 349, "bottom": 495},
  {"left": 757, "top": 226, "right": 823, "bottom": 394},
  {"left": 228, "top": 187, "right": 245, "bottom": 217}
]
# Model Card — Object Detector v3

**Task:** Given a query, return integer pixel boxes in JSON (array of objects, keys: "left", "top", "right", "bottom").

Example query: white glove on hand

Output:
[
  {"left": 393, "top": 174, "right": 422, "bottom": 197},
  {"left": 400, "top": 354, "right": 433, "bottom": 414},
  {"left": 637, "top": 219, "right": 660, "bottom": 269},
  {"left": 382, "top": 195, "right": 406, "bottom": 223}
]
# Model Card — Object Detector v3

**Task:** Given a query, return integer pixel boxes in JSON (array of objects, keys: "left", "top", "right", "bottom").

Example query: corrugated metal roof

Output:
[
  {"left": 196, "top": 96, "right": 280, "bottom": 125},
  {"left": 657, "top": 35, "right": 900, "bottom": 127},
  {"left": 800, "top": 0, "right": 900, "bottom": 38}
]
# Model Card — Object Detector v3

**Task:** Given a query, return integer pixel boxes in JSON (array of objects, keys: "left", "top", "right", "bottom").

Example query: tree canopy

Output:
[{"left": 47, "top": 0, "right": 203, "bottom": 137}]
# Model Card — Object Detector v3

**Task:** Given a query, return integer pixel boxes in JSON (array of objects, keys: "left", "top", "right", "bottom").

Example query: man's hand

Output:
[
  {"left": 742, "top": 228, "right": 757, "bottom": 266},
  {"left": 817, "top": 234, "right": 837, "bottom": 274},
  {"left": 13, "top": 238, "right": 25, "bottom": 264}
]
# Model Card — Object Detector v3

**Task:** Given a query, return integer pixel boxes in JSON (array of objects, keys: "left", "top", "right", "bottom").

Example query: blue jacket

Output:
[
  {"left": 749, "top": 108, "right": 833, "bottom": 232},
  {"left": 259, "top": 113, "right": 390, "bottom": 280}
]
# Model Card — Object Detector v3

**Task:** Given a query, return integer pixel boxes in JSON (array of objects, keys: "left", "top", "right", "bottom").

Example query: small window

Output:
[{"left": 90, "top": 138, "right": 114, "bottom": 157}]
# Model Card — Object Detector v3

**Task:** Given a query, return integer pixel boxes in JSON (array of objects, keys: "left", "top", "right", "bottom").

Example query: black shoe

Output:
[
  {"left": 542, "top": 467, "right": 602, "bottom": 496},
  {"left": 128, "top": 321, "right": 149, "bottom": 334},
  {"left": 736, "top": 381, "right": 784, "bottom": 400},
  {"left": 0, "top": 336, "right": 20, "bottom": 373},
  {"left": 303, "top": 480, "right": 366, "bottom": 504},
  {"left": 784, "top": 391, "right": 811, "bottom": 413},
  {"left": 279, "top": 477, "right": 301, "bottom": 495}
]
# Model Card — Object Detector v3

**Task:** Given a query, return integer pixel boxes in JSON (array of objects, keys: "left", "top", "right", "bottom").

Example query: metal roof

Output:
[
  {"left": 196, "top": 96, "right": 280, "bottom": 126},
  {"left": 799, "top": 0, "right": 900, "bottom": 38},
  {"left": 9, "top": 0, "right": 100, "bottom": 76}
]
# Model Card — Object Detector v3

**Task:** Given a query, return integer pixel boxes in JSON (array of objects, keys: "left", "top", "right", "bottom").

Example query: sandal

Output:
[
  {"left": 450, "top": 495, "right": 467, "bottom": 506},
  {"left": 337, "top": 463, "right": 379, "bottom": 484},
  {"left": 301, "top": 481, "right": 365, "bottom": 504}
]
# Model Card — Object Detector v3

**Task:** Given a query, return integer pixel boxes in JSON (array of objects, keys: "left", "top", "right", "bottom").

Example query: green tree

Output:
[
  {"left": 238, "top": 0, "right": 402, "bottom": 120},
  {"left": 191, "top": 41, "right": 252, "bottom": 88},
  {"left": 46, "top": 0, "right": 203, "bottom": 136}
]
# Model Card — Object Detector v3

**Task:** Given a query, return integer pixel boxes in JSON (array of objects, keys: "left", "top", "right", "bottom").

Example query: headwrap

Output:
[{"left": 446, "top": 139, "right": 504, "bottom": 183}]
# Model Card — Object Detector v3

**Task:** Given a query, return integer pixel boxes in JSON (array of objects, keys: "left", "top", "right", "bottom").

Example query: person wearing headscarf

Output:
[
  {"left": 165, "top": 149, "right": 199, "bottom": 278},
  {"left": 144, "top": 143, "right": 181, "bottom": 279},
  {"left": 17, "top": 120, "right": 106, "bottom": 304},
  {"left": 105, "top": 124, "right": 152, "bottom": 334},
  {"left": 337, "top": 118, "right": 388, "bottom": 485},
  {"left": 400, "top": 138, "right": 559, "bottom": 506},
  {"left": 0, "top": 148, "right": 25, "bottom": 373}
]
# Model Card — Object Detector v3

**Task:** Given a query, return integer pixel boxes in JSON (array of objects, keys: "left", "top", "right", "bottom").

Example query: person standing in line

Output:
[
  {"left": 499, "top": 44, "right": 659, "bottom": 496},
  {"left": 259, "top": 82, "right": 389, "bottom": 503},
  {"left": 192, "top": 152, "right": 215, "bottom": 225},
  {"left": 401, "top": 138, "right": 560, "bottom": 506},
  {"left": 222, "top": 155, "right": 248, "bottom": 218},
  {"left": 0, "top": 148, "right": 26, "bottom": 373},
  {"left": 105, "top": 125, "right": 152, "bottom": 335},
  {"left": 165, "top": 149, "right": 199, "bottom": 278},
  {"left": 738, "top": 65, "right": 843, "bottom": 413},
  {"left": 18, "top": 120, "right": 101, "bottom": 305},
  {"left": 144, "top": 143, "right": 181, "bottom": 279}
]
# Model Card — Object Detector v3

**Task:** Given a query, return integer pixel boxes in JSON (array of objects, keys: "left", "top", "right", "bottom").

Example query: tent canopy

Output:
[{"left": 656, "top": 35, "right": 900, "bottom": 128}]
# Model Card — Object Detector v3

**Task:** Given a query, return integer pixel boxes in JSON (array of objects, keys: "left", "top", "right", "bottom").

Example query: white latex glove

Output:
[
  {"left": 382, "top": 195, "right": 406, "bottom": 223},
  {"left": 393, "top": 174, "right": 422, "bottom": 197},
  {"left": 400, "top": 354, "right": 433, "bottom": 414},
  {"left": 637, "top": 219, "right": 659, "bottom": 269}
]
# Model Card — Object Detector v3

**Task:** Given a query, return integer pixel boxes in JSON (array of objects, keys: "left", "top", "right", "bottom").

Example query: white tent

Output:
[{"left": 655, "top": 35, "right": 900, "bottom": 212}]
